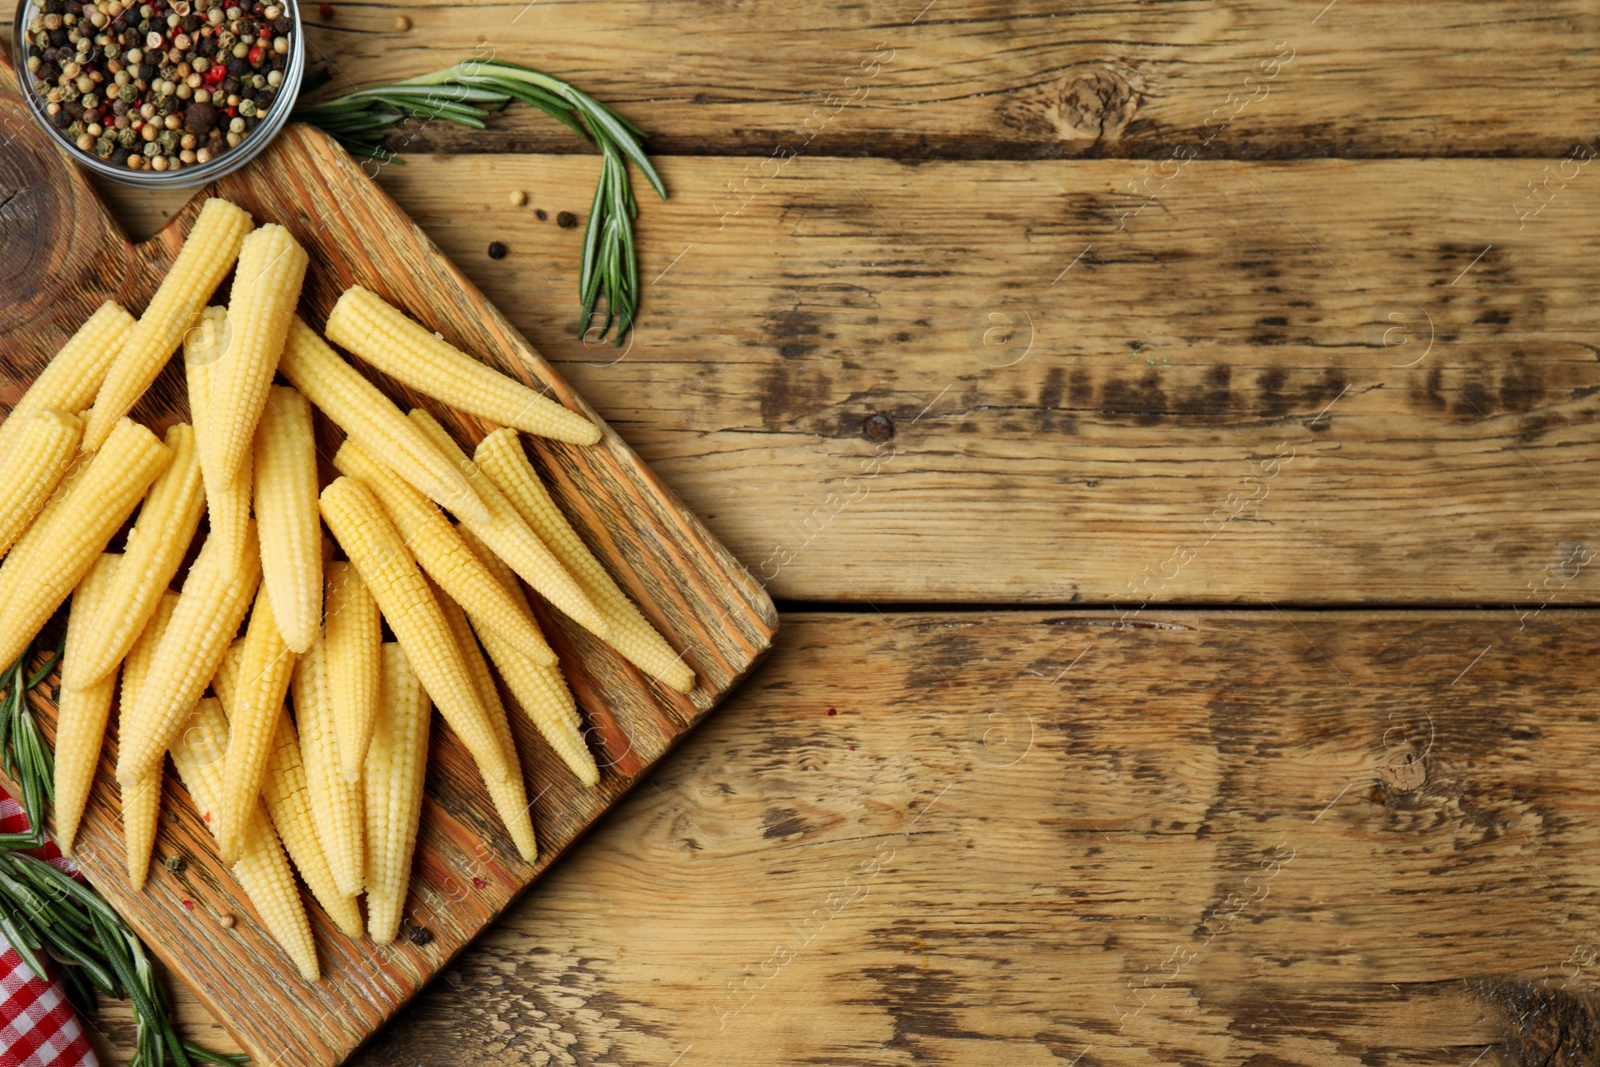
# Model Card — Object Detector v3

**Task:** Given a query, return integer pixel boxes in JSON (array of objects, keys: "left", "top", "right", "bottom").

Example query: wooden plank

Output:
[
  {"left": 91, "top": 608, "right": 1600, "bottom": 1064},
  {"left": 0, "top": 52, "right": 774, "bottom": 1066},
  {"left": 91, "top": 149, "right": 1600, "bottom": 607},
  {"left": 6, "top": 0, "right": 1591, "bottom": 159},
  {"left": 256, "top": 152, "right": 1600, "bottom": 606},
  {"left": 81, "top": 150, "right": 1600, "bottom": 607}
]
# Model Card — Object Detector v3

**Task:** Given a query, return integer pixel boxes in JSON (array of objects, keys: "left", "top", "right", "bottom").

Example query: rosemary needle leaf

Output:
[
  {"left": 0, "top": 908, "right": 46, "bottom": 985},
  {"left": 295, "top": 57, "right": 666, "bottom": 342},
  {"left": 0, "top": 636, "right": 238, "bottom": 1065}
]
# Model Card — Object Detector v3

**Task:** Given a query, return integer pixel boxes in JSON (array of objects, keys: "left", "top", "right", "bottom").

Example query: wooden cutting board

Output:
[{"left": 0, "top": 49, "right": 776, "bottom": 1066}]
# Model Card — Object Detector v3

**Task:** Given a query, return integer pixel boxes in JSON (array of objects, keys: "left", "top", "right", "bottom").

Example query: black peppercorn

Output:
[
  {"left": 110, "top": 144, "right": 130, "bottom": 164},
  {"left": 487, "top": 241, "right": 507, "bottom": 259},
  {"left": 47, "top": 27, "right": 68, "bottom": 46},
  {"left": 184, "top": 100, "right": 217, "bottom": 135},
  {"left": 556, "top": 211, "right": 577, "bottom": 228},
  {"left": 42, "top": 0, "right": 64, "bottom": 13},
  {"left": 221, "top": 76, "right": 240, "bottom": 94},
  {"left": 226, "top": 57, "right": 247, "bottom": 78},
  {"left": 181, "top": 13, "right": 202, "bottom": 32},
  {"left": 253, "top": 88, "right": 274, "bottom": 109},
  {"left": 196, "top": 36, "right": 217, "bottom": 56},
  {"left": 271, "top": 14, "right": 291, "bottom": 33}
]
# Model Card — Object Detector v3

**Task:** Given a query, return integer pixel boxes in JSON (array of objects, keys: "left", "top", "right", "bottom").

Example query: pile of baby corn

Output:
[{"left": 1, "top": 197, "right": 694, "bottom": 981}]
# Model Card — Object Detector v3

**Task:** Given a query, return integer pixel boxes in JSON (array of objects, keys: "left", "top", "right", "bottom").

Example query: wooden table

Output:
[{"left": 7, "top": 1, "right": 1600, "bottom": 1063}]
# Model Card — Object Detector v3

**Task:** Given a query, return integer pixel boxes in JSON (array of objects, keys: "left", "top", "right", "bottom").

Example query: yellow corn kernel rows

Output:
[{"left": 3, "top": 196, "right": 709, "bottom": 981}]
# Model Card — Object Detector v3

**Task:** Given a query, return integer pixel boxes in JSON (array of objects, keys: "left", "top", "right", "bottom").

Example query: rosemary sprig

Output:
[
  {"left": 0, "top": 635, "right": 246, "bottom": 1067},
  {"left": 294, "top": 59, "right": 667, "bottom": 345}
]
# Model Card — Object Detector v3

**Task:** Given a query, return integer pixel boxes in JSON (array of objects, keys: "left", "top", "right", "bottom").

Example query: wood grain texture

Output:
[
  {"left": 86, "top": 152, "right": 1578, "bottom": 608},
  {"left": 85, "top": 149, "right": 1600, "bottom": 607},
  {"left": 6, "top": 0, "right": 1593, "bottom": 160},
  {"left": 90, "top": 608, "right": 1600, "bottom": 1067},
  {"left": 0, "top": 49, "right": 774, "bottom": 1067}
]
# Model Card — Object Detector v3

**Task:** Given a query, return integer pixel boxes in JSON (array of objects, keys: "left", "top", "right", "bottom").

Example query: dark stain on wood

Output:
[
  {"left": 767, "top": 304, "right": 829, "bottom": 360},
  {"left": 1040, "top": 367, "right": 1067, "bottom": 410},
  {"left": 759, "top": 363, "right": 832, "bottom": 428},
  {"left": 1257, "top": 369, "right": 1290, "bottom": 419},
  {"left": 856, "top": 921, "right": 991, "bottom": 1054},
  {"left": 1473, "top": 978, "right": 1600, "bottom": 1067},
  {"left": 1173, "top": 364, "right": 1232, "bottom": 416},
  {"left": 761, "top": 807, "right": 809, "bottom": 839},
  {"left": 1499, "top": 360, "right": 1546, "bottom": 412},
  {"left": 1100, "top": 369, "right": 1167, "bottom": 426},
  {"left": 1069, "top": 369, "right": 1095, "bottom": 406}
]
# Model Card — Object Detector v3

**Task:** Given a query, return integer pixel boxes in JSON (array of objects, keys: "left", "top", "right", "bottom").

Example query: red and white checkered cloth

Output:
[{"left": 0, "top": 786, "right": 98, "bottom": 1067}]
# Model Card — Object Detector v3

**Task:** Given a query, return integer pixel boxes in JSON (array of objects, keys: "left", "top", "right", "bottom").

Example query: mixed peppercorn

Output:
[{"left": 23, "top": 0, "right": 292, "bottom": 173}]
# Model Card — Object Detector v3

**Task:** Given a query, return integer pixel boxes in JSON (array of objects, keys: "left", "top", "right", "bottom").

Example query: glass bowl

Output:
[{"left": 9, "top": 0, "right": 305, "bottom": 187}]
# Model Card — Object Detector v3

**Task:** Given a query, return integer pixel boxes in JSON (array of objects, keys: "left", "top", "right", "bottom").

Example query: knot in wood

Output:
[
  {"left": 0, "top": 113, "right": 55, "bottom": 328},
  {"left": 1377, "top": 750, "right": 1428, "bottom": 793},
  {"left": 1004, "top": 63, "right": 1140, "bottom": 146}
]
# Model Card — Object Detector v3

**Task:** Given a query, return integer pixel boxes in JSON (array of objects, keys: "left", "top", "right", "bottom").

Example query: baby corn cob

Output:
[
  {"left": 0, "top": 303, "right": 132, "bottom": 504},
  {"left": 319, "top": 477, "right": 510, "bottom": 785},
  {"left": 117, "top": 590, "right": 179, "bottom": 889},
  {"left": 460, "top": 528, "right": 597, "bottom": 786},
  {"left": 53, "top": 553, "right": 120, "bottom": 856},
  {"left": 121, "top": 593, "right": 181, "bottom": 715},
  {"left": 0, "top": 418, "right": 171, "bottom": 669},
  {"left": 293, "top": 637, "right": 365, "bottom": 897},
  {"left": 253, "top": 386, "right": 322, "bottom": 653},
  {"left": 83, "top": 199, "right": 254, "bottom": 452},
  {"left": 0, "top": 409, "right": 82, "bottom": 560},
  {"left": 64, "top": 423, "right": 205, "bottom": 690},
  {"left": 475, "top": 427, "right": 695, "bottom": 693},
  {"left": 433, "top": 582, "right": 538, "bottom": 861},
  {"left": 333, "top": 438, "right": 557, "bottom": 663},
  {"left": 115, "top": 522, "right": 261, "bottom": 786},
  {"left": 184, "top": 307, "right": 253, "bottom": 572},
  {"left": 325, "top": 286, "right": 600, "bottom": 446},
  {"left": 0, "top": 301, "right": 134, "bottom": 439},
  {"left": 120, "top": 778, "right": 161, "bottom": 891},
  {"left": 208, "top": 225, "right": 309, "bottom": 484},
  {"left": 216, "top": 642, "right": 364, "bottom": 937},
  {"left": 364, "top": 643, "right": 430, "bottom": 944},
  {"left": 217, "top": 586, "right": 297, "bottom": 865},
  {"left": 324, "top": 561, "right": 380, "bottom": 784},
  {"left": 171, "top": 697, "right": 319, "bottom": 981},
  {"left": 406, "top": 411, "right": 610, "bottom": 642},
  {"left": 278, "top": 316, "right": 486, "bottom": 523}
]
